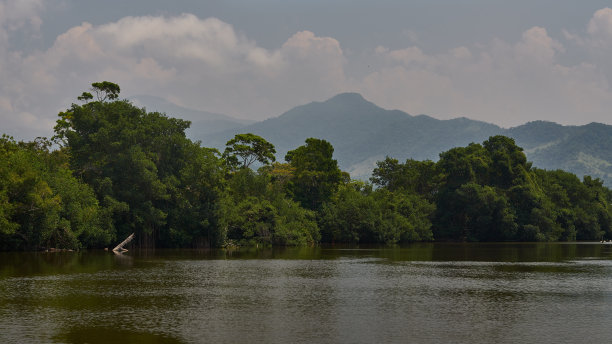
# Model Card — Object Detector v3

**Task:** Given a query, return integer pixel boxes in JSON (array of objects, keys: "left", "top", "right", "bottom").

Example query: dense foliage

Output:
[
  {"left": 371, "top": 136, "right": 612, "bottom": 242},
  {"left": 0, "top": 136, "right": 113, "bottom": 250},
  {"left": 54, "top": 83, "right": 224, "bottom": 248},
  {"left": 1, "top": 82, "right": 611, "bottom": 250}
]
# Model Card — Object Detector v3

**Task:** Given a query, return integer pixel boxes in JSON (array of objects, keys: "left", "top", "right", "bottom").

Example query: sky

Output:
[{"left": 2, "top": 0, "right": 612, "bottom": 139}]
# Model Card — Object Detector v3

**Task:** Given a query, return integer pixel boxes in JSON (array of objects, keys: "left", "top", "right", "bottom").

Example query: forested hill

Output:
[
  {"left": 194, "top": 93, "right": 612, "bottom": 185},
  {"left": 197, "top": 93, "right": 504, "bottom": 178},
  {"left": 507, "top": 121, "right": 612, "bottom": 185}
]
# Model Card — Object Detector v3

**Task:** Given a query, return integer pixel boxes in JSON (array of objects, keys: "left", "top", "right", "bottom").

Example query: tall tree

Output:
[
  {"left": 53, "top": 82, "right": 223, "bottom": 247},
  {"left": 222, "top": 133, "right": 276, "bottom": 170},
  {"left": 483, "top": 135, "right": 530, "bottom": 188},
  {"left": 285, "top": 138, "right": 343, "bottom": 210},
  {"left": 371, "top": 157, "right": 440, "bottom": 198},
  {"left": 0, "top": 135, "right": 113, "bottom": 250}
]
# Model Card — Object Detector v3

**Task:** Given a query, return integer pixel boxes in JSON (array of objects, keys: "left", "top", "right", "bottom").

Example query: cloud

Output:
[
  {"left": 357, "top": 18, "right": 612, "bottom": 127},
  {"left": 0, "top": 13, "right": 348, "bottom": 138},
  {"left": 587, "top": 8, "right": 612, "bottom": 40},
  {"left": 565, "top": 7, "right": 612, "bottom": 84},
  {"left": 514, "top": 27, "right": 563, "bottom": 64},
  {"left": 50, "top": 16, "right": 346, "bottom": 110},
  {"left": 0, "top": 0, "right": 50, "bottom": 138},
  {"left": 3, "top": 8, "right": 612, "bottom": 139},
  {"left": 0, "top": 0, "right": 44, "bottom": 32}
]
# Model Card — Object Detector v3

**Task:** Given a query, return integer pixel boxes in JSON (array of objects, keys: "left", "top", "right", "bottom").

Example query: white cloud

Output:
[
  {"left": 386, "top": 46, "right": 428, "bottom": 65},
  {"left": 514, "top": 27, "right": 563, "bottom": 64},
  {"left": 0, "top": 0, "right": 50, "bottom": 138},
  {"left": 356, "top": 17, "right": 612, "bottom": 127},
  {"left": 564, "top": 8, "right": 612, "bottom": 65},
  {"left": 3, "top": 8, "right": 612, "bottom": 139},
  {"left": 0, "top": 0, "right": 44, "bottom": 32},
  {"left": 0, "top": 13, "right": 349, "bottom": 138},
  {"left": 587, "top": 8, "right": 612, "bottom": 40}
]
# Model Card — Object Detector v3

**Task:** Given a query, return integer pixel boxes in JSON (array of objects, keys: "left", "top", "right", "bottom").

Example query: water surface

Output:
[{"left": 2, "top": 243, "right": 612, "bottom": 343}]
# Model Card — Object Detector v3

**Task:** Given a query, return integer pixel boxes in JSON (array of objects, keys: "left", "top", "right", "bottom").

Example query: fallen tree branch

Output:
[{"left": 113, "top": 233, "right": 135, "bottom": 252}]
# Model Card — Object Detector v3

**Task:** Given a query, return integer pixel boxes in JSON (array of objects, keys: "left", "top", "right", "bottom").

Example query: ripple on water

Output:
[{"left": 2, "top": 246, "right": 612, "bottom": 343}]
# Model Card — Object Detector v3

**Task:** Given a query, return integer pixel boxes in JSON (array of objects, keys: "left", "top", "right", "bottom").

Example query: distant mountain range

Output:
[
  {"left": 507, "top": 121, "right": 612, "bottom": 185},
  {"left": 135, "top": 93, "right": 612, "bottom": 185},
  {"left": 130, "top": 95, "right": 255, "bottom": 137}
]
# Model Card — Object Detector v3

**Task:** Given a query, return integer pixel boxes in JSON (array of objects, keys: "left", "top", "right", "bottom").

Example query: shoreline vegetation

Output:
[{"left": 2, "top": 82, "right": 611, "bottom": 251}]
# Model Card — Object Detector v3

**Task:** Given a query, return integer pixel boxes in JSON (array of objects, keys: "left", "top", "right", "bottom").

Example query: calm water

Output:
[{"left": 2, "top": 243, "right": 612, "bottom": 343}]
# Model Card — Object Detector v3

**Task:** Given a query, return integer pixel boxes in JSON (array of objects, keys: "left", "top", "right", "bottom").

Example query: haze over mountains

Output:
[
  {"left": 131, "top": 95, "right": 255, "bottom": 137},
  {"left": 135, "top": 93, "right": 612, "bottom": 185}
]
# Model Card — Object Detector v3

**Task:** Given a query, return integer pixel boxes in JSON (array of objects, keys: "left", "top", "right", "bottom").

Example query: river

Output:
[{"left": 2, "top": 243, "right": 612, "bottom": 343}]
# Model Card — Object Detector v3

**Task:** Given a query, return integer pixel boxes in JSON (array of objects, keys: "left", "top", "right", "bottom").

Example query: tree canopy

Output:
[
  {"left": 223, "top": 133, "right": 276, "bottom": 170},
  {"left": 2, "top": 82, "right": 611, "bottom": 251},
  {"left": 285, "top": 138, "right": 343, "bottom": 210}
]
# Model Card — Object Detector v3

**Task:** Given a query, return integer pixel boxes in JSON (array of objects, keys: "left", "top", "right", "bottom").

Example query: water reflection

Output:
[
  {"left": 2, "top": 243, "right": 612, "bottom": 343},
  {"left": 56, "top": 327, "right": 184, "bottom": 344}
]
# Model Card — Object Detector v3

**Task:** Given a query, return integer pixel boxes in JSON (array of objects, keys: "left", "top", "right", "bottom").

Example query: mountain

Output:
[
  {"left": 130, "top": 95, "right": 253, "bottom": 138},
  {"left": 507, "top": 121, "right": 612, "bottom": 184},
  {"left": 194, "top": 93, "right": 612, "bottom": 185},
  {"left": 197, "top": 93, "right": 503, "bottom": 177}
]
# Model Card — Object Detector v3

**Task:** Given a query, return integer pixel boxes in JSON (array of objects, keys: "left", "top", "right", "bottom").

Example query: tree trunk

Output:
[{"left": 113, "top": 233, "right": 135, "bottom": 252}]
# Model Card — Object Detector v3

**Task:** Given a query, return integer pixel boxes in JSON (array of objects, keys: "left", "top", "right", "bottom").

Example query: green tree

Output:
[
  {"left": 165, "top": 145, "right": 224, "bottom": 247},
  {"left": 483, "top": 135, "right": 530, "bottom": 188},
  {"left": 223, "top": 133, "right": 276, "bottom": 170},
  {"left": 437, "top": 143, "right": 490, "bottom": 189},
  {"left": 371, "top": 157, "right": 441, "bottom": 198},
  {"left": 218, "top": 167, "right": 319, "bottom": 246},
  {"left": 453, "top": 183, "right": 517, "bottom": 241},
  {"left": 0, "top": 135, "right": 113, "bottom": 250},
  {"left": 320, "top": 181, "right": 434, "bottom": 244},
  {"left": 53, "top": 82, "right": 223, "bottom": 248},
  {"left": 285, "top": 138, "right": 343, "bottom": 210}
]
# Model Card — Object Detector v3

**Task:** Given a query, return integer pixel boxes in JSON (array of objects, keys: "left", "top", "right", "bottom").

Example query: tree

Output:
[
  {"left": 437, "top": 143, "right": 490, "bottom": 189},
  {"left": 319, "top": 182, "right": 434, "bottom": 244},
  {"left": 285, "top": 138, "right": 343, "bottom": 210},
  {"left": 371, "top": 157, "right": 440, "bottom": 198},
  {"left": 217, "top": 165, "right": 319, "bottom": 246},
  {"left": 54, "top": 82, "right": 223, "bottom": 248},
  {"left": 165, "top": 145, "right": 224, "bottom": 247},
  {"left": 452, "top": 183, "right": 517, "bottom": 241},
  {"left": 76, "top": 81, "right": 120, "bottom": 103},
  {"left": 0, "top": 135, "right": 113, "bottom": 250},
  {"left": 223, "top": 133, "right": 276, "bottom": 170},
  {"left": 92, "top": 81, "right": 120, "bottom": 101},
  {"left": 483, "top": 135, "right": 529, "bottom": 188}
]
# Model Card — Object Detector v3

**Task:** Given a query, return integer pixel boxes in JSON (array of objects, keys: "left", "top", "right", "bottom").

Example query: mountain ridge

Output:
[
  {"left": 156, "top": 92, "right": 612, "bottom": 185},
  {"left": 130, "top": 95, "right": 253, "bottom": 138}
]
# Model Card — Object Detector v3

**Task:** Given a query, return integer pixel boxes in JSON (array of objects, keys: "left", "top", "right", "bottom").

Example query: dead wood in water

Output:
[{"left": 113, "top": 233, "right": 135, "bottom": 253}]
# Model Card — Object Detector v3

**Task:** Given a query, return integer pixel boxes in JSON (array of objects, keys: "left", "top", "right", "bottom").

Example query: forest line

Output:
[{"left": 1, "top": 82, "right": 611, "bottom": 250}]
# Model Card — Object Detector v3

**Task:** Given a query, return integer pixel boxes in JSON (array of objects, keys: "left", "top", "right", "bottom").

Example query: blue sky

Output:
[{"left": 2, "top": 0, "right": 612, "bottom": 139}]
